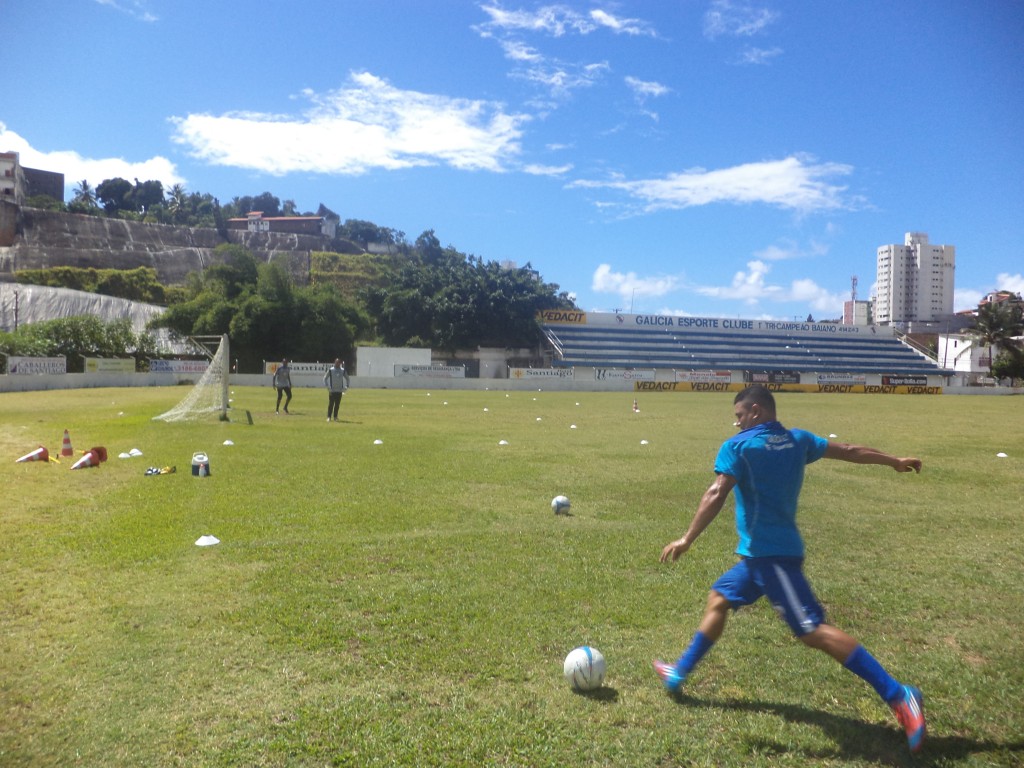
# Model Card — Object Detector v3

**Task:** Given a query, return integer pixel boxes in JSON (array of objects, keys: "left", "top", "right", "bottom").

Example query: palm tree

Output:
[
  {"left": 73, "top": 179, "right": 95, "bottom": 204},
  {"left": 167, "top": 183, "right": 188, "bottom": 224},
  {"left": 69, "top": 179, "right": 99, "bottom": 214},
  {"left": 970, "top": 298, "right": 1024, "bottom": 374}
]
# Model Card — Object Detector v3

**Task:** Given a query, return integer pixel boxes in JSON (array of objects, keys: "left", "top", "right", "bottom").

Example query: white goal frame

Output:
[{"left": 152, "top": 334, "right": 230, "bottom": 422}]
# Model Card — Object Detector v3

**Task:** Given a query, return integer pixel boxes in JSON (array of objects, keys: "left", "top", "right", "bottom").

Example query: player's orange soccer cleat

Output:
[{"left": 890, "top": 684, "right": 925, "bottom": 753}]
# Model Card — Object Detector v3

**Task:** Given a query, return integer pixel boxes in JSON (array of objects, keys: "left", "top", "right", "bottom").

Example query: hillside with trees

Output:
[{"left": 11, "top": 180, "right": 576, "bottom": 370}]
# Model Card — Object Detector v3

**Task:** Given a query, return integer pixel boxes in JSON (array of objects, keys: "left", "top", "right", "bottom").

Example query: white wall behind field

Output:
[{"left": 0, "top": 371, "right": 1019, "bottom": 395}]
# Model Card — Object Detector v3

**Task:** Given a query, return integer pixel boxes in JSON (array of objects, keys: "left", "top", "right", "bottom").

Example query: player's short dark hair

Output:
[{"left": 734, "top": 385, "right": 776, "bottom": 413}]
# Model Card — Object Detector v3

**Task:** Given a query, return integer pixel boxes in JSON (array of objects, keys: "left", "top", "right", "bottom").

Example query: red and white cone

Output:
[
  {"left": 61, "top": 429, "right": 74, "bottom": 457},
  {"left": 71, "top": 450, "right": 99, "bottom": 470},
  {"left": 16, "top": 446, "right": 49, "bottom": 463},
  {"left": 632, "top": 398, "right": 639, "bottom": 413}
]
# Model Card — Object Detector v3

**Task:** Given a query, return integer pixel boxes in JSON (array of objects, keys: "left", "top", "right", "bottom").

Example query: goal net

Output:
[{"left": 153, "top": 334, "right": 230, "bottom": 422}]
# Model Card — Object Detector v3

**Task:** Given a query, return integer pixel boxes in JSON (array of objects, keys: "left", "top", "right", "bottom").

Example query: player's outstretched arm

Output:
[
  {"left": 824, "top": 442, "right": 922, "bottom": 473},
  {"left": 660, "top": 473, "right": 736, "bottom": 562}
]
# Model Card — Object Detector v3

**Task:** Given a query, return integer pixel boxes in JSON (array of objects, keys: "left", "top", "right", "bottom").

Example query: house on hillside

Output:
[
  {"left": 1, "top": 151, "right": 65, "bottom": 207},
  {"left": 938, "top": 291, "right": 1024, "bottom": 385},
  {"left": 227, "top": 211, "right": 337, "bottom": 239}
]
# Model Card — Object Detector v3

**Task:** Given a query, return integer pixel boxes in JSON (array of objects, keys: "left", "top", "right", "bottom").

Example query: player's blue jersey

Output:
[{"left": 714, "top": 421, "right": 829, "bottom": 557}]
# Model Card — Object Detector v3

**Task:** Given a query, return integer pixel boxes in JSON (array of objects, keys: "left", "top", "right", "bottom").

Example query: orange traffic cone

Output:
[
  {"left": 71, "top": 450, "right": 100, "bottom": 468},
  {"left": 61, "top": 429, "right": 74, "bottom": 457},
  {"left": 16, "top": 446, "right": 50, "bottom": 463}
]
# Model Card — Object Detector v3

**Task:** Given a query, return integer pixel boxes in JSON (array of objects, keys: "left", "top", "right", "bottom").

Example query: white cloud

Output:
[
  {"left": 753, "top": 238, "right": 829, "bottom": 261},
  {"left": 570, "top": 155, "right": 859, "bottom": 214},
  {"left": 171, "top": 72, "right": 527, "bottom": 175},
  {"left": 697, "top": 259, "right": 780, "bottom": 304},
  {"left": 0, "top": 122, "right": 183, "bottom": 191},
  {"left": 94, "top": 0, "right": 158, "bottom": 22},
  {"left": 477, "top": 4, "right": 595, "bottom": 37},
  {"left": 477, "top": 5, "right": 653, "bottom": 100},
  {"left": 514, "top": 61, "right": 610, "bottom": 97},
  {"left": 735, "top": 46, "right": 783, "bottom": 65},
  {"left": 695, "top": 259, "right": 844, "bottom": 313},
  {"left": 500, "top": 40, "right": 543, "bottom": 62},
  {"left": 589, "top": 9, "right": 655, "bottom": 36},
  {"left": 954, "top": 288, "right": 984, "bottom": 313},
  {"left": 703, "top": 0, "right": 780, "bottom": 39},
  {"left": 478, "top": 4, "right": 654, "bottom": 38},
  {"left": 624, "top": 76, "right": 670, "bottom": 99},
  {"left": 995, "top": 272, "right": 1024, "bottom": 295},
  {"left": 592, "top": 263, "right": 681, "bottom": 305},
  {"left": 523, "top": 163, "right": 573, "bottom": 176},
  {"left": 754, "top": 242, "right": 800, "bottom": 261},
  {"left": 954, "top": 274, "right": 1023, "bottom": 313}
]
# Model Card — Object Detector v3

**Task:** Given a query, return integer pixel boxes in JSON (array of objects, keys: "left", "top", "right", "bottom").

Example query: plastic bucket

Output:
[{"left": 191, "top": 452, "right": 211, "bottom": 477}]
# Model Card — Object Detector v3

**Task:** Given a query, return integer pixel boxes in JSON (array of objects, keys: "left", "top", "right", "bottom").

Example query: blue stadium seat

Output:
[{"left": 540, "top": 322, "right": 951, "bottom": 375}]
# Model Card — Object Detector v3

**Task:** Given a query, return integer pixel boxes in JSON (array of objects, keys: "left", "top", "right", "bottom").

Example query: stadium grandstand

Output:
[{"left": 537, "top": 310, "right": 952, "bottom": 391}]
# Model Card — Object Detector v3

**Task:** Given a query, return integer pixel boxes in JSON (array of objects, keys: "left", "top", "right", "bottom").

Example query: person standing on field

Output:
[
  {"left": 273, "top": 358, "right": 292, "bottom": 414},
  {"left": 324, "top": 359, "right": 349, "bottom": 422},
  {"left": 653, "top": 385, "right": 927, "bottom": 753}
]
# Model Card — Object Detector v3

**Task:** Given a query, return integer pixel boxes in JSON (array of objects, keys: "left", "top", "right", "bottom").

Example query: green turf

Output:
[{"left": 1, "top": 387, "right": 1022, "bottom": 766}]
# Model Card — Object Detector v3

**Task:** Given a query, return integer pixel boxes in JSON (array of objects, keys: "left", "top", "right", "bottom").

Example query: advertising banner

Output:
[
  {"left": 265, "top": 361, "right": 331, "bottom": 375},
  {"left": 510, "top": 367, "right": 574, "bottom": 379},
  {"left": 882, "top": 375, "right": 928, "bottom": 386},
  {"left": 395, "top": 364, "right": 466, "bottom": 379},
  {"left": 85, "top": 358, "right": 135, "bottom": 373},
  {"left": 675, "top": 370, "right": 732, "bottom": 383},
  {"left": 535, "top": 309, "right": 587, "bottom": 324},
  {"left": 150, "top": 359, "right": 209, "bottom": 374},
  {"left": 743, "top": 371, "right": 801, "bottom": 384},
  {"left": 594, "top": 368, "right": 655, "bottom": 382},
  {"left": 7, "top": 356, "right": 67, "bottom": 374},
  {"left": 866, "top": 384, "right": 942, "bottom": 394},
  {"left": 816, "top": 373, "right": 866, "bottom": 385}
]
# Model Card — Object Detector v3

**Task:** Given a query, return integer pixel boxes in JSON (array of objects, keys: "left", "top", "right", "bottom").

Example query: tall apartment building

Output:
[{"left": 874, "top": 232, "right": 955, "bottom": 325}]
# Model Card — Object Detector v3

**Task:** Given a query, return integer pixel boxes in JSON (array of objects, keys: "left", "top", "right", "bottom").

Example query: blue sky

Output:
[{"left": 4, "top": 0, "right": 1022, "bottom": 319}]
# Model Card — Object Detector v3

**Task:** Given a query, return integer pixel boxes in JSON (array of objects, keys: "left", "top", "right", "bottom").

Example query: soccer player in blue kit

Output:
[{"left": 653, "top": 385, "right": 926, "bottom": 753}]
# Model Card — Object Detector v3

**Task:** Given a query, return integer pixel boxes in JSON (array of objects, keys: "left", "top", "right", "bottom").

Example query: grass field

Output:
[{"left": 2, "top": 385, "right": 1022, "bottom": 767}]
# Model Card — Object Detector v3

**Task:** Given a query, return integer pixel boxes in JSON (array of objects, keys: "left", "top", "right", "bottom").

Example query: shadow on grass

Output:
[
  {"left": 573, "top": 686, "right": 619, "bottom": 703},
  {"left": 671, "top": 694, "right": 1023, "bottom": 765}
]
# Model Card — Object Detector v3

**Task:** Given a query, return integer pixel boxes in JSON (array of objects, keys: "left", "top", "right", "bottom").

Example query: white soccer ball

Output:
[
  {"left": 563, "top": 646, "right": 605, "bottom": 691},
  {"left": 551, "top": 495, "right": 571, "bottom": 515}
]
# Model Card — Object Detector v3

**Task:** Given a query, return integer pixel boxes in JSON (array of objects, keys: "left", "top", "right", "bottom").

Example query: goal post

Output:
[{"left": 152, "top": 334, "right": 231, "bottom": 422}]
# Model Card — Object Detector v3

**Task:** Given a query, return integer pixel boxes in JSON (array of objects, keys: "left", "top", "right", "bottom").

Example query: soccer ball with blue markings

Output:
[
  {"left": 563, "top": 646, "right": 605, "bottom": 691},
  {"left": 551, "top": 495, "right": 571, "bottom": 515}
]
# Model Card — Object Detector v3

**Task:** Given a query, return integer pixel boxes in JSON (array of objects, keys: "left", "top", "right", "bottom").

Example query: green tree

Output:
[
  {"left": 0, "top": 315, "right": 152, "bottom": 372},
  {"left": 96, "top": 177, "right": 133, "bottom": 214},
  {"left": 167, "top": 183, "right": 188, "bottom": 224},
  {"left": 130, "top": 179, "right": 164, "bottom": 213},
  {"left": 24, "top": 194, "right": 66, "bottom": 211},
  {"left": 204, "top": 244, "right": 260, "bottom": 300},
  {"left": 293, "top": 287, "right": 363, "bottom": 364},
  {"left": 414, "top": 229, "right": 444, "bottom": 264},
  {"left": 991, "top": 349, "right": 1024, "bottom": 384},
  {"left": 365, "top": 247, "right": 573, "bottom": 352},
  {"left": 970, "top": 299, "right": 1024, "bottom": 374},
  {"left": 337, "top": 219, "right": 399, "bottom": 250},
  {"left": 251, "top": 192, "right": 281, "bottom": 217},
  {"left": 68, "top": 180, "right": 100, "bottom": 215}
]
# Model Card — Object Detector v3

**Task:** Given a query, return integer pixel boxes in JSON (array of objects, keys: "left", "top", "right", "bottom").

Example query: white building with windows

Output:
[{"left": 874, "top": 232, "right": 955, "bottom": 325}]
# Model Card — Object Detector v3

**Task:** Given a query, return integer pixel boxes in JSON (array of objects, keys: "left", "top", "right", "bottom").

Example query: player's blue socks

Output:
[
  {"left": 843, "top": 644, "right": 902, "bottom": 703},
  {"left": 675, "top": 630, "right": 715, "bottom": 676}
]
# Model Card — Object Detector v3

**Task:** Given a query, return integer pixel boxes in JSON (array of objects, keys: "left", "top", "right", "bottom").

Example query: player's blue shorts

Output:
[{"left": 711, "top": 557, "right": 826, "bottom": 637}]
